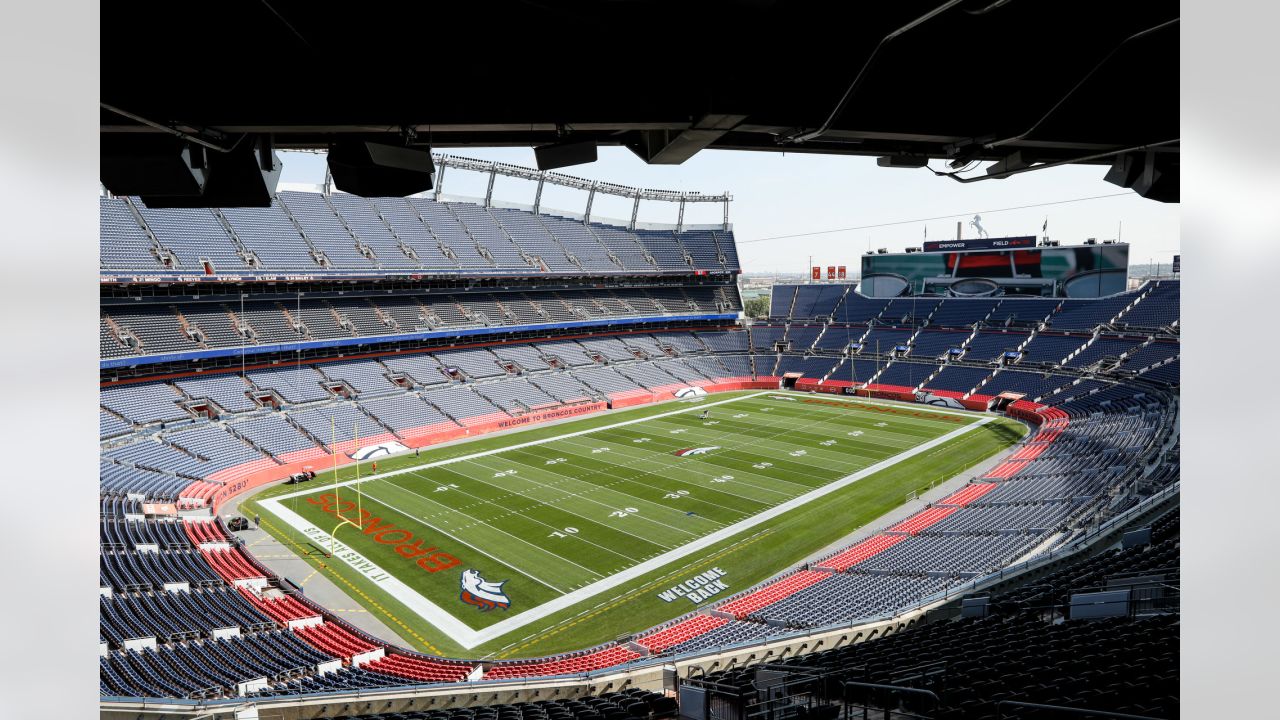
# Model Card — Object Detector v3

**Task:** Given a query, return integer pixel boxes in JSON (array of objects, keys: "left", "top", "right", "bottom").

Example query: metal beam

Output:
[
  {"left": 532, "top": 172, "right": 545, "bottom": 215},
  {"left": 434, "top": 153, "right": 729, "bottom": 204},
  {"left": 625, "top": 114, "right": 748, "bottom": 165},
  {"left": 584, "top": 181, "right": 597, "bottom": 224},
  {"left": 433, "top": 157, "right": 446, "bottom": 200},
  {"left": 484, "top": 162, "right": 497, "bottom": 207}
]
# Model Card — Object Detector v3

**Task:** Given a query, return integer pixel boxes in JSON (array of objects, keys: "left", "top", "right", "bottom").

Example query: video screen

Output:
[{"left": 860, "top": 245, "right": 1129, "bottom": 297}]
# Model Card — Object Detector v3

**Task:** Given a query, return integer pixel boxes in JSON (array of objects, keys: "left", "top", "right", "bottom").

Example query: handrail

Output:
[
  {"left": 996, "top": 699, "right": 1165, "bottom": 720},
  {"left": 840, "top": 679, "right": 939, "bottom": 720}
]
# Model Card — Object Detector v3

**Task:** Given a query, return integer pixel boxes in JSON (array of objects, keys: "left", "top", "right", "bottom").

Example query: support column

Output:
[
  {"left": 433, "top": 158, "right": 447, "bottom": 201},
  {"left": 723, "top": 194, "right": 730, "bottom": 231},
  {"left": 629, "top": 193, "right": 641, "bottom": 231},
  {"left": 584, "top": 181, "right": 597, "bottom": 224},
  {"left": 676, "top": 195, "right": 687, "bottom": 234},
  {"left": 484, "top": 163, "right": 497, "bottom": 208},
  {"left": 533, "top": 172, "right": 546, "bottom": 215}
]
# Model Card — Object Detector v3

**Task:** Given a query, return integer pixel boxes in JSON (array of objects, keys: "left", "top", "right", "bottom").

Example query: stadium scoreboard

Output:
[
  {"left": 922, "top": 236, "right": 1036, "bottom": 252},
  {"left": 861, "top": 238, "right": 1129, "bottom": 298}
]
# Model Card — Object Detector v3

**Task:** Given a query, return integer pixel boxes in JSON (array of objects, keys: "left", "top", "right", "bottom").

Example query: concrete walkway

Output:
[{"left": 224, "top": 495, "right": 417, "bottom": 648}]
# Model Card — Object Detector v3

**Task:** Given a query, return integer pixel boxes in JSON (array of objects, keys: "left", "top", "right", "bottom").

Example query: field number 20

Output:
[{"left": 610, "top": 507, "right": 640, "bottom": 518}]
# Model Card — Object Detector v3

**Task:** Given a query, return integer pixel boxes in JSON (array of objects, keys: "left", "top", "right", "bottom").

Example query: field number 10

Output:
[{"left": 548, "top": 527, "right": 579, "bottom": 538}]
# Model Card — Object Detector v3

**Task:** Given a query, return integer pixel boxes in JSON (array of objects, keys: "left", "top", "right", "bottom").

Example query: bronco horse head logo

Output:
[
  {"left": 673, "top": 446, "right": 720, "bottom": 457},
  {"left": 460, "top": 569, "right": 511, "bottom": 611}
]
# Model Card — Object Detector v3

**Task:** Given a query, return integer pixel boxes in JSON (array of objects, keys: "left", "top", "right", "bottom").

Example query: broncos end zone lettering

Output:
[{"left": 305, "top": 493, "right": 461, "bottom": 575}]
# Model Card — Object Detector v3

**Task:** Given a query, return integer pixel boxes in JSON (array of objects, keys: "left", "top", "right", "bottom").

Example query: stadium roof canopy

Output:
[{"left": 101, "top": 0, "right": 1178, "bottom": 201}]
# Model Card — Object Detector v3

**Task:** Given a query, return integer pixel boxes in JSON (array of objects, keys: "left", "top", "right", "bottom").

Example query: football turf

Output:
[{"left": 245, "top": 391, "right": 1026, "bottom": 658}]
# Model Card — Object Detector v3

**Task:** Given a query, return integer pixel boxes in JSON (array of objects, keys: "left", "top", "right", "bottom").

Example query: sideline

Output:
[{"left": 261, "top": 410, "right": 995, "bottom": 649}]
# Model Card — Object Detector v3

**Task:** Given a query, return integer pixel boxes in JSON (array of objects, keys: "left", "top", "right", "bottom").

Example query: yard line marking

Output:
[
  {"left": 270, "top": 391, "right": 773, "bottom": 502},
  {"left": 759, "top": 391, "right": 980, "bottom": 420},
  {"left": 389, "top": 464, "right": 646, "bottom": 562},
  {"left": 668, "top": 400, "right": 943, "bottom": 450},
  {"left": 622, "top": 404, "right": 907, "bottom": 473},
  {"left": 535, "top": 395, "right": 953, "bottom": 514},
  {"left": 262, "top": 412, "right": 995, "bottom": 649},
  {"left": 585, "top": 396, "right": 905, "bottom": 471},
  {"left": 259, "top": 500, "right": 482, "bottom": 642},
  {"left": 558, "top": 436, "right": 801, "bottom": 500},
  {"left": 369, "top": 481, "right": 595, "bottom": 588},
  {"left": 555, "top": 433, "right": 810, "bottom": 499},
  {"left": 473, "top": 452, "right": 715, "bottom": 538},
  {"left": 458, "top": 454, "right": 685, "bottom": 549},
  {"left": 589, "top": 421, "right": 886, "bottom": 481},
  {"left": 561, "top": 439, "right": 798, "bottom": 500}
]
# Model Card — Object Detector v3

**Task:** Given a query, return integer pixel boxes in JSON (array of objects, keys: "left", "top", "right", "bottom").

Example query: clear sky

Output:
[{"left": 279, "top": 147, "right": 1179, "bottom": 275}]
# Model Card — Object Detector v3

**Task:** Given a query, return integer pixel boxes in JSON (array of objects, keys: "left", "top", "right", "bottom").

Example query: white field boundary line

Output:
[
  {"left": 261, "top": 413, "right": 995, "bottom": 650},
  {"left": 269, "top": 391, "right": 772, "bottom": 503},
  {"left": 372, "top": 480, "right": 599, "bottom": 590},
  {"left": 513, "top": 392, "right": 938, "bottom": 499},
  {"left": 405, "top": 393, "right": 951, "bottom": 554},
  {"left": 259, "top": 500, "right": 481, "bottom": 644},
  {"left": 758, "top": 391, "right": 984, "bottom": 420},
  {"left": 596, "top": 402, "right": 930, "bottom": 465},
  {"left": 558, "top": 392, "right": 968, "bottom": 486}
]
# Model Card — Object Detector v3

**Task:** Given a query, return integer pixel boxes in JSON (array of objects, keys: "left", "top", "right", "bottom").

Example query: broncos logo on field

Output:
[
  {"left": 914, "top": 392, "right": 966, "bottom": 410},
  {"left": 674, "top": 446, "right": 721, "bottom": 457},
  {"left": 459, "top": 569, "right": 511, "bottom": 611},
  {"left": 349, "top": 441, "right": 410, "bottom": 461}
]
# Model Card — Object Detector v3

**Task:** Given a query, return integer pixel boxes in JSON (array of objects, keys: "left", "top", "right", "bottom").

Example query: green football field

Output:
[{"left": 246, "top": 390, "right": 1026, "bottom": 659}]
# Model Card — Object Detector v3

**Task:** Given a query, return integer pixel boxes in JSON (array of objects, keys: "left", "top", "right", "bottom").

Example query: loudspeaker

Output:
[
  {"left": 876, "top": 154, "right": 928, "bottom": 168},
  {"left": 328, "top": 141, "right": 435, "bottom": 197},
  {"left": 534, "top": 140, "right": 597, "bottom": 171},
  {"left": 984, "top": 149, "right": 1035, "bottom": 177},
  {"left": 1104, "top": 151, "right": 1178, "bottom": 202},
  {"left": 1131, "top": 153, "right": 1179, "bottom": 203},
  {"left": 139, "top": 135, "right": 281, "bottom": 208},
  {"left": 101, "top": 135, "right": 208, "bottom": 198},
  {"left": 1103, "top": 152, "right": 1143, "bottom": 188}
]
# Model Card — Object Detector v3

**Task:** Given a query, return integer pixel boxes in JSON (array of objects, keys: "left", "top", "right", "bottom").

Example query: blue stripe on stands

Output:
[
  {"left": 99, "top": 269, "right": 733, "bottom": 283},
  {"left": 99, "top": 313, "right": 740, "bottom": 370}
]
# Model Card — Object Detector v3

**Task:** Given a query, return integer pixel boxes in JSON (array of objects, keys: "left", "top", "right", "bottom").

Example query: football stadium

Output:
[{"left": 93, "top": 3, "right": 1181, "bottom": 719}]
